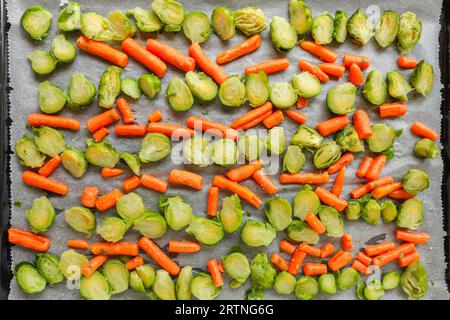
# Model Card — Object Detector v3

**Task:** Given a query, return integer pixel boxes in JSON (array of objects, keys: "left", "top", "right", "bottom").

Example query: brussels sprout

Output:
[
  {"left": 152, "top": 0, "right": 185, "bottom": 32},
  {"left": 241, "top": 220, "right": 276, "bottom": 247},
  {"left": 58, "top": 2, "right": 81, "bottom": 31},
  {"left": 14, "top": 262, "right": 47, "bottom": 294},
  {"left": 21, "top": 5, "right": 52, "bottom": 40},
  {"left": 211, "top": 6, "right": 236, "bottom": 40},
  {"left": 237, "top": 134, "right": 263, "bottom": 161},
  {"left": 51, "top": 34, "right": 76, "bottom": 63},
  {"left": 270, "top": 16, "right": 297, "bottom": 53},
  {"left": 289, "top": 0, "right": 312, "bottom": 36},
  {"left": 186, "top": 217, "right": 224, "bottom": 245},
  {"left": 345, "top": 200, "right": 361, "bottom": 220},
  {"left": 35, "top": 253, "right": 63, "bottom": 285},
  {"left": 364, "top": 279, "right": 384, "bottom": 300},
  {"left": 382, "top": 271, "right": 400, "bottom": 290},
  {"left": 414, "top": 138, "right": 440, "bottom": 159},
  {"left": 98, "top": 66, "right": 122, "bottom": 109},
  {"left": 245, "top": 70, "right": 270, "bottom": 107},
  {"left": 85, "top": 140, "right": 120, "bottom": 168},
  {"left": 80, "top": 272, "right": 111, "bottom": 300},
  {"left": 327, "top": 82, "right": 356, "bottom": 115},
  {"left": 139, "top": 74, "right": 162, "bottom": 99},
  {"left": 176, "top": 266, "right": 192, "bottom": 300},
  {"left": 26, "top": 196, "right": 55, "bottom": 233},
  {"left": 401, "top": 260, "right": 427, "bottom": 299},
  {"left": 397, "top": 198, "right": 423, "bottom": 230},
  {"left": 235, "top": 7, "right": 267, "bottom": 36},
  {"left": 286, "top": 220, "right": 319, "bottom": 244},
  {"left": 211, "top": 138, "right": 238, "bottom": 166},
  {"left": 410, "top": 60, "right": 434, "bottom": 96},
  {"left": 108, "top": 10, "right": 136, "bottom": 41},
  {"left": 219, "top": 195, "right": 244, "bottom": 233},
  {"left": 223, "top": 252, "right": 251, "bottom": 284},
  {"left": 38, "top": 81, "right": 66, "bottom": 114},
  {"left": 272, "top": 271, "right": 295, "bottom": 295},
  {"left": 66, "top": 73, "right": 97, "bottom": 109},
  {"left": 126, "top": 7, "right": 163, "bottom": 32},
  {"left": 59, "top": 249, "right": 88, "bottom": 280},
  {"left": 366, "top": 123, "right": 398, "bottom": 153},
  {"left": 183, "top": 11, "right": 211, "bottom": 43},
  {"left": 245, "top": 286, "right": 265, "bottom": 300},
  {"left": 361, "top": 199, "right": 381, "bottom": 225},
  {"left": 265, "top": 126, "right": 286, "bottom": 155},
  {"left": 135, "top": 265, "right": 155, "bottom": 289},
  {"left": 33, "top": 127, "right": 66, "bottom": 157},
  {"left": 129, "top": 270, "right": 145, "bottom": 293},
  {"left": 97, "top": 216, "right": 131, "bottom": 242},
  {"left": 311, "top": 12, "right": 334, "bottom": 45},
  {"left": 290, "top": 125, "right": 324, "bottom": 151},
  {"left": 292, "top": 72, "right": 321, "bottom": 99},
  {"left": 319, "top": 273, "right": 337, "bottom": 294},
  {"left": 375, "top": 11, "right": 399, "bottom": 48},
  {"left": 81, "top": 13, "right": 115, "bottom": 41},
  {"left": 386, "top": 70, "right": 413, "bottom": 101},
  {"left": 121, "top": 78, "right": 141, "bottom": 99},
  {"left": 362, "top": 70, "right": 387, "bottom": 105},
  {"left": 293, "top": 185, "right": 321, "bottom": 220},
  {"left": 64, "top": 206, "right": 96, "bottom": 235},
  {"left": 356, "top": 281, "right": 367, "bottom": 300},
  {"left": 337, "top": 267, "right": 360, "bottom": 291},
  {"left": 120, "top": 153, "right": 141, "bottom": 175},
  {"left": 116, "top": 192, "right": 145, "bottom": 222},
  {"left": 397, "top": 12, "right": 422, "bottom": 54},
  {"left": 381, "top": 201, "right": 397, "bottom": 223},
  {"left": 102, "top": 259, "right": 129, "bottom": 294},
  {"left": 15, "top": 135, "right": 45, "bottom": 168},
  {"left": 269, "top": 82, "right": 297, "bottom": 109},
  {"left": 138, "top": 133, "right": 172, "bottom": 163},
  {"left": 334, "top": 10, "right": 348, "bottom": 43},
  {"left": 264, "top": 197, "right": 292, "bottom": 231},
  {"left": 61, "top": 148, "right": 88, "bottom": 178},
  {"left": 402, "top": 169, "right": 429, "bottom": 195},
  {"left": 186, "top": 71, "right": 218, "bottom": 102},
  {"left": 295, "top": 276, "right": 319, "bottom": 300},
  {"left": 166, "top": 76, "right": 194, "bottom": 111},
  {"left": 191, "top": 273, "right": 221, "bottom": 300},
  {"left": 250, "top": 252, "right": 277, "bottom": 289},
  {"left": 159, "top": 196, "right": 192, "bottom": 231},
  {"left": 347, "top": 9, "right": 374, "bottom": 45},
  {"left": 313, "top": 141, "right": 342, "bottom": 170},
  {"left": 133, "top": 210, "right": 167, "bottom": 239},
  {"left": 335, "top": 126, "right": 365, "bottom": 153},
  {"left": 27, "top": 50, "right": 57, "bottom": 75},
  {"left": 183, "top": 137, "right": 211, "bottom": 167},
  {"left": 218, "top": 76, "right": 246, "bottom": 107},
  {"left": 319, "top": 206, "right": 344, "bottom": 236},
  {"left": 283, "top": 145, "right": 306, "bottom": 173}
]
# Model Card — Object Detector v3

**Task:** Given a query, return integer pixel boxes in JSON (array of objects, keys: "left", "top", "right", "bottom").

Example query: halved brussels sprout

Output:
[
  {"left": 410, "top": 60, "right": 434, "bottom": 96},
  {"left": 120, "top": 153, "right": 141, "bottom": 175},
  {"left": 186, "top": 217, "right": 224, "bottom": 245},
  {"left": 334, "top": 10, "right": 348, "bottom": 43},
  {"left": 289, "top": 0, "right": 312, "bottom": 36},
  {"left": 51, "top": 34, "right": 76, "bottom": 63},
  {"left": 364, "top": 279, "right": 385, "bottom": 300},
  {"left": 183, "top": 11, "right": 211, "bottom": 43},
  {"left": 234, "top": 7, "right": 268, "bottom": 36},
  {"left": 311, "top": 12, "right": 334, "bottom": 45},
  {"left": 211, "top": 6, "right": 236, "bottom": 40},
  {"left": 362, "top": 70, "right": 387, "bottom": 105},
  {"left": 191, "top": 273, "right": 221, "bottom": 300},
  {"left": 245, "top": 70, "right": 270, "bottom": 107},
  {"left": 81, "top": 12, "right": 115, "bottom": 41},
  {"left": 183, "top": 137, "right": 211, "bottom": 167},
  {"left": 211, "top": 138, "right": 238, "bottom": 166},
  {"left": 102, "top": 259, "right": 129, "bottom": 294},
  {"left": 121, "top": 78, "right": 141, "bottom": 99},
  {"left": 286, "top": 220, "right": 319, "bottom": 244},
  {"left": 28, "top": 50, "right": 57, "bottom": 75},
  {"left": 59, "top": 249, "right": 88, "bottom": 280},
  {"left": 237, "top": 134, "right": 263, "bottom": 161},
  {"left": 80, "top": 272, "right": 111, "bottom": 300},
  {"left": 219, "top": 76, "right": 246, "bottom": 107},
  {"left": 381, "top": 201, "right": 397, "bottom": 223},
  {"left": 345, "top": 200, "right": 361, "bottom": 220},
  {"left": 319, "top": 273, "right": 337, "bottom": 294},
  {"left": 283, "top": 145, "right": 306, "bottom": 173},
  {"left": 223, "top": 252, "right": 251, "bottom": 284},
  {"left": 21, "top": 5, "right": 52, "bottom": 40},
  {"left": 269, "top": 82, "right": 297, "bottom": 109},
  {"left": 292, "top": 72, "right": 321, "bottom": 98},
  {"left": 327, "top": 82, "right": 357, "bottom": 114},
  {"left": 38, "top": 81, "right": 66, "bottom": 114},
  {"left": 337, "top": 267, "right": 360, "bottom": 291},
  {"left": 97, "top": 216, "right": 131, "bottom": 242},
  {"left": 33, "top": 126, "right": 66, "bottom": 157},
  {"left": 108, "top": 10, "right": 136, "bottom": 41},
  {"left": 116, "top": 192, "right": 145, "bottom": 222},
  {"left": 290, "top": 125, "right": 324, "bottom": 151},
  {"left": 386, "top": 70, "right": 413, "bottom": 102},
  {"left": 366, "top": 123, "right": 398, "bottom": 153},
  {"left": 265, "top": 126, "right": 286, "bottom": 155},
  {"left": 176, "top": 266, "right": 192, "bottom": 300},
  {"left": 129, "top": 270, "right": 145, "bottom": 293},
  {"left": 98, "top": 66, "right": 122, "bottom": 109},
  {"left": 414, "top": 138, "right": 440, "bottom": 159},
  {"left": 347, "top": 9, "right": 373, "bottom": 45},
  {"left": 361, "top": 199, "right": 381, "bottom": 225},
  {"left": 61, "top": 148, "right": 88, "bottom": 178},
  {"left": 319, "top": 206, "right": 344, "bottom": 237},
  {"left": 138, "top": 133, "right": 172, "bottom": 163},
  {"left": 402, "top": 169, "right": 429, "bottom": 195},
  {"left": 245, "top": 286, "right": 265, "bottom": 300},
  {"left": 313, "top": 141, "right": 342, "bottom": 170},
  {"left": 151, "top": 0, "right": 185, "bottom": 32},
  {"left": 35, "top": 253, "right": 63, "bottom": 285},
  {"left": 264, "top": 197, "right": 292, "bottom": 231},
  {"left": 58, "top": 2, "right": 81, "bottom": 32},
  {"left": 139, "top": 74, "right": 162, "bottom": 99},
  {"left": 250, "top": 252, "right": 277, "bottom": 289},
  {"left": 15, "top": 135, "right": 45, "bottom": 168},
  {"left": 159, "top": 195, "right": 192, "bottom": 231},
  {"left": 375, "top": 11, "right": 399, "bottom": 48},
  {"left": 186, "top": 71, "right": 218, "bottom": 102},
  {"left": 15, "top": 262, "right": 47, "bottom": 294},
  {"left": 136, "top": 264, "right": 156, "bottom": 289},
  {"left": 274, "top": 271, "right": 296, "bottom": 295},
  {"left": 356, "top": 282, "right": 367, "bottom": 300},
  {"left": 294, "top": 185, "right": 321, "bottom": 220},
  {"left": 166, "top": 76, "right": 194, "bottom": 111},
  {"left": 240, "top": 220, "right": 276, "bottom": 247},
  {"left": 335, "top": 126, "right": 365, "bottom": 153},
  {"left": 382, "top": 270, "right": 400, "bottom": 290},
  {"left": 401, "top": 261, "right": 427, "bottom": 299},
  {"left": 397, "top": 12, "right": 422, "bottom": 55},
  {"left": 270, "top": 16, "right": 297, "bottom": 52},
  {"left": 85, "top": 139, "right": 120, "bottom": 168},
  {"left": 219, "top": 194, "right": 244, "bottom": 233},
  {"left": 133, "top": 210, "right": 167, "bottom": 239},
  {"left": 295, "top": 276, "right": 318, "bottom": 300},
  {"left": 26, "top": 196, "right": 55, "bottom": 233},
  {"left": 126, "top": 7, "right": 163, "bottom": 32},
  {"left": 65, "top": 206, "right": 96, "bottom": 234},
  {"left": 397, "top": 198, "right": 423, "bottom": 230},
  {"left": 66, "top": 73, "right": 97, "bottom": 109}
]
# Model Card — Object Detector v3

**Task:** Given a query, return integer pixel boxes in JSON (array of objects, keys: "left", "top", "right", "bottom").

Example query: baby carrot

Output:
[
  {"left": 121, "top": 38, "right": 167, "bottom": 77},
  {"left": 398, "top": 251, "right": 420, "bottom": 267},
  {"left": 285, "top": 110, "right": 307, "bottom": 124},
  {"left": 168, "top": 169, "right": 203, "bottom": 190},
  {"left": 92, "top": 127, "right": 110, "bottom": 142},
  {"left": 253, "top": 170, "right": 278, "bottom": 195},
  {"left": 356, "top": 251, "right": 372, "bottom": 266},
  {"left": 81, "top": 186, "right": 99, "bottom": 208},
  {"left": 186, "top": 116, "right": 239, "bottom": 141},
  {"left": 28, "top": 114, "right": 80, "bottom": 131},
  {"left": 411, "top": 122, "right": 438, "bottom": 141},
  {"left": 218, "top": 261, "right": 225, "bottom": 273},
  {"left": 140, "top": 173, "right": 168, "bottom": 193},
  {"left": 216, "top": 34, "right": 261, "bottom": 65},
  {"left": 8, "top": 228, "right": 51, "bottom": 252},
  {"left": 226, "top": 160, "right": 263, "bottom": 182},
  {"left": 237, "top": 111, "right": 272, "bottom": 130},
  {"left": 300, "top": 41, "right": 338, "bottom": 63},
  {"left": 38, "top": 155, "right": 62, "bottom": 177},
  {"left": 372, "top": 243, "right": 416, "bottom": 267},
  {"left": 115, "top": 124, "right": 147, "bottom": 137},
  {"left": 303, "top": 263, "right": 327, "bottom": 276},
  {"left": 316, "top": 115, "right": 349, "bottom": 136},
  {"left": 125, "top": 256, "right": 144, "bottom": 271},
  {"left": 76, "top": 35, "right": 128, "bottom": 67},
  {"left": 244, "top": 58, "right": 290, "bottom": 75},
  {"left": 263, "top": 110, "right": 284, "bottom": 129},
  {"left": 350, "top": 176, "right": 394, "bottom": 199},
  {"left": 271, "top": 253, "right": 288, "bottom": 271},
  {"left": 364, "top": 242, "right": 396, "bottom": 257},
  {"left": 90, "top": 242, "right": 139, "bottom": 256},
  {"left": 328, "top": 152, "right": 354, "bottom": 174},
  {"left": 351, "top": 259, "right": 371, "bottom": 275},
  {"left": 319, "top": 63, "right": 346, "bottom": 78},
  {"left": 328, "top": 251, "right": 353, "bottom": 271},
  {"left": 315, "top": 187, "right": 348, "bottom": 212},
  {"left": 138, "top": 237, "right": 180, "bottom": 276},
  {"left": 349, "top": 63, "right": 364, "bottom": 86},
  {"left": 365, "top": 154, "right": 387, "bottom": 181},
  {"left": 298, "top": 242, "right": 321, "bottom": 257},
  {"left": 320, "top": 242, "right": 335, "bottom": 258},
  {"left": 379, "top": 102, "right": 408, "bottom": 118},
  {"left": 305, "top": 212, "right": 326, "bottom": 234},
  {"left": 332, "top": 167, "right": 345, "bottom": 197},
  {"left": 371, "top": 182, "right": 402, "bottom": 200},
  {"left": 95, "top": 189, "right": 123, "bottom": 212},
  {"left": 147, "top": 122, "right": 196, "bottom": 138},
  {"left": 208, "top": 259, "right": 224, "bottom": 287},
  {"left": 297, "top": 97, "right": 309, "bottom": 109},
  {"left": 212, "top": 175, "right": 262, "bottom": 208},
  {"left": 82, "top": 255, "right": 109, "bottom": 277},
  {"left": 67, "top": 239, "right": 89, "bottom": 250},
  {"left": 341, "top": 233, "right": 353, "bottom": 251},
  {"left": 287, "top": 248, "right": 306, "bottom": 275},
  {"left": 389, "top": 188, "right": 416, "bottom": 200},
  {"left": 22, "top": 171, "right": 68, "bottom": 195},
  {"left": 397, "top": 56, "right": 418, "bottom": 69},
  {"left": 280, "top": 239, "right": 297, "bottom": 255},
  {"left": 231, "top": 101, "right": 273, "bottom": 129},
  {"left": 279, "top": 172, "right": 330, "bottom": 185},
  {"left": 117, "top": 98, "right": 135, "bottom": 124},
  {"left": 189, "top": 42, "right": 228, "bottom": 84},
  {"left": 207, "top": 187, "right": 219, "bottom": 217},
  {"left": 357, "top": 157, "right": 373, "bottom": 178},
  {"left": 148, "top": 110, "right": 163, "bottom": 122},
  {"left": 353, "top": 110, "right": 372, "bottom": 139},
  {"left": 86, "top": 109, "right": 121, "bottom": 133},
  {"left": 146, "top": 39, "right": 195, "bottom": 72},
  {"left": 101, "top": 167, "right": 124, "bottom": 178},
  {"left": 343, "top": 53, "right": 370, "bottom": 69},
  {"left": 395, "top": 230, "right": 430, "bottom": 244},
  {"left": 169, "top": 240, "right": 202, "bottom": 253},
  {"left": 298, "top": 59, "right": 329, "bottom": 82},
  {"left": 122, "top": 176, "right": 141, "bottom": 192}
]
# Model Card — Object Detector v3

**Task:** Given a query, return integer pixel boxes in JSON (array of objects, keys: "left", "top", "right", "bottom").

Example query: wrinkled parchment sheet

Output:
[{"left": 6, "top": 0, "right": 448, "bottom": 300}]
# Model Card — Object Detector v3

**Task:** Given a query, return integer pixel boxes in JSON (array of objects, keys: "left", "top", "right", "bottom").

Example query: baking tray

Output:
[{"left": 0, "top": 0, "right": 449, "bottom": 300}]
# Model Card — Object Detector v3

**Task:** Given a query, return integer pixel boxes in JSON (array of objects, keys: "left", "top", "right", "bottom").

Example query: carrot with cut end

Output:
[
  {"left": 122, "top": 176, "right": 141, "bottom": 192},
  {"left": 38, "top": 155, "right": 62, "bottom": 177},
  {"left": 186, "top": 116, "right": 239, "bottom": 140},
  {"left": 364, "top": 242, "right": 395, "bottom": 257},
  {"left": 349, "top": 63, "right": 364, "bottom": 86},
  {"left": 303, "top": 263, "right": 327, "bottom": 276},
  {"left": 28, "top": 114, "right": 80, "bottom": 131},
  {"left": 146, "top": 39, "right": 195, "bottom": 72},
  {"left": 315, "top": 187, "right": 348, "bottom": 212},
  {"left": 76, "top": 35, "right": 128, "bottom": 67},
  {"left": 398, "top": 251, "right": 420, "bottom": 267},
  {"left": 126, "top": 256, "right": 144, "bottom": 271},
  {"left": 148, "top": 110, "right": 163, "bottom": 122},
  {"left": 316, "top": 115, "right": 349, "bottom": 136},
  {"left": 285, "top": 110, "right": 307, "bottom": 124},
  {"left": 280, "top": 239, "right": 297, "bottom": 255},
  {"left": 169, "top": 240, "right": 202, "bottom": 253},
  {"left": 244, "top": 58, "right": 290, "bottom": 75},
  {"left": 319, "top": 63, "right": 346, "bottom": 78},
  {"left": 328, "top": 251, "right": 353, "bottom": 271},
  {"left": 147, "top": 122, "right": 196, "bottom": 138},
  {"left": 343, "top": 53, "right": 370, "bottom": 69},
  {"left": 305, "top": 213, "right": 326, "bottom": 234},
  {"left": 389, "top": 188, "right": 416, "bottom": 200},
  {"left": 357, "top": 157, "right": 373, "bottom": 178},
  {"left": 271, "top": 253, "right": 288, "bottom": 271},
  {"left": 356, "top": 251, "right": 372, "bottom": 266},
  {"left": 86, "top": 109, "right": 121, "bottom": 133},
  {"left": 22, "top": 171, "right": 68, "bottom": 195},
  {"left": 117, "top": 98, "right": 135, "bottom": 124},
  {"left": 298, "top": 60, "right": 329, "bottom": 82},
  {"left": 81, "top": 186, "right": 99, "bottom": 208},
  {"left": 328, "top": 152, "right": 354, "bottom": 174},
  {"left": 300, "top": 41, "right": 338, "bottom": 63},
  {"left": 320, "top": 242, "right": 335, "bottom": 258},
  {"left": 332, "top": 167, "right": 345, "bottom": 197},
  {"left": 218, "top": 261, "right": 225, "bottom": 273},
  {"left": 101, "top": 167, "right": 124, "bottom": 178},
  {"left": 95, "top": 189, "right": 123, "bottom": 211},
  {"left": 189, "top": 43, "right": 228, "bottom": 84},
  {"left": 82, "top": 255, "right": 109, "bottom": 277},
  {"left": 207, "top": 187, "right": 219, "bottom": 217},
  {"left": 138, "top": 237, "right": 180, "bottom": 276},
  {"left": 352, "top": 259, "right": 371, "bottom": 275},
  {"left": 287, "top": 248, "right": 306, "bottom": 275},
  {"left": 115, "top": 124, "right": 147, "bottom": 137},
  {"left": 208, "top": 259, "right": 224, "bottom": 287},
  {"left": 279, "top": 172, "right": 330, "bottom": 185},
  {"left": 371, "top": 182, "right": 402, "bottom": 200},
  {"left": 379, "top": 102, "right": 408, "bottom": 118},
  {"left": 296, "top": 97, "right": 309, "bottom": 109},
  {"left": 67, "top": 239, "right": 89, "bottom": 250},
  {"left": 349, "top": 176, "right": 394, "bottom": 199},
  {"left": 298, "top": 242, "right": 321, "bottom": 257},
  {"left": 8, "top": 228, "right": 51, "bottom": 252},
  {"left": 91, "top": 242, "right": 139, "bottom": 256},
  {"left": 230, "top": 102, "right": 273, "bottom": 129},
  {"left": 365, "top": 154, "right": 387, "bottom": 181},
  {"left": 263, "top": 110, "right": 284, "bottom": 129},
  {"left": 93, "top": 127, "right": 110, "bottom": 142},
  {"left": 121, "top": 38, "right": 167, "bottom": 77},
  {"left": 372, "top": 243, "right": 416, "bottom": 267},
  {"left": 237, "top": 111, "right": 272, "bottom": 130},
  {"left": 397, "top": 56, "right": 418, "bottom": 69},
  {"left": 411, "top": 122, "right": 438, "bottom": 141},
  {"left": 140, "top": 173, "right": 168, "bottom": 193},
  {"left": 395, "top": 230, "right": 430, "bottom": 244},
  {"left": 341, "top": 233, "right": 353, "bottom": 251},
  {"left": 168, "top": 169, "right": 203, "bottom": 190},
  {"left": 353, "top": 110, "right": 372, "bottom": 139},
  {"left": 253, "top": 170, "right": 278, "bottom": 195},
  {"left": 212, "top": 175, "right": 262, "bottom": 208},
  {"left": 216, "top": 34, "right": 261, "bottom": 65},
  {"left": 226, "top": 160, "right": 263, "bottom": 182}
]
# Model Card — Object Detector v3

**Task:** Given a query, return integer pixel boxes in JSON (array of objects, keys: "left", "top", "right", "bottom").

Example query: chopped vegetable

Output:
[
  {"left": 337, "top": 267, "right": 360, "bottom": 291},
  {"left": 235, "top": 7, "right": 267, "bottom": 36},
  {"left": 186, "top": 217, "right": 224, "bottom": 246},
  {"left": 223, "top": 252, "right": 251, "bottom": 284},
  {"left": 334, "top": 10, "right": 348, "bottom": 43},
  {"left": 410, "top": 60, "right": 434, "bottom": 96},
  {"left": 166, "top": 76, "right": 194, "bottom": 111},
  {"left": 38, "top": 81, "right": 66, "bottom": 114},
  {"left": 15, "top": 135, "right": 46, "bottom": 168},
  {"left": 292, "top": 72, "right": 321, "bottom": 98},
  {"left": 397, "top": 12, "right": 422, "bottom": 54},
  {"left": 159, "top": 195, "right": 192, "bottom": 231},
  {"left": 191, "top": 273, "right": 221, "bottom": 300},
  {"left": 126, "top": 7, "right": 163, "bottom": 32},
  {"left": 287, "top": 220, "right": 319, "bottom": 244},
  {"left": 211, "top": 139, "right": 238, "bottom": 166},
  {"left": 151, "top": 0, "right": 185, "bottom": 32},
  {"left": 21, "top": 5, "right": 52, "bottom": 40},
  {"left": 347, "top": 9, "right": 373, "bottom": 45},
  {"left": 414, "top": 138, "right": 440, "bottom": 159},
  {"left": 274, "top": 271, "right": 296, "bottom": 295},
  {"left": 250, "top": 252, "right": 277, "bottom": 289},
  {"left": 289, "top": 0, "right": 312, "bottom": 36},
  {"left": 66, "top": 73, "right": 97, "bottom": 109},
  {"left": 241, "top": 220, "right": 276, "bottom": 247},
  {"left": 25, "top": 196, "right": 55, "bottom": 234},
  {"left": 386, "top": 70, "right": 413, "bottom": 101},
  {"left": 375, "top": 10, "right": 399, "bottom": 47},
  {"left": 85, "top": 139, "right": 119, "bottom": 168},
  {"left": 183, "top": 11, "right": 211, "bottom": 43},
  {"left": 382, "top": 270, "right": 400, "bottom": 290},
  {"left": 245, "top": 70, "right": 270, "bottom": 107},
  {"left": 319, "top": 206, "right": 345, "bottom": 237},
  {"left": 219, "top": 194, "right": 244, "bottom": 233},
  {"left": 61, "top": 148, "right": 88, "bottom": 178},
  {"left": 326, "top": 82, "right": 356, "bottom": 115},
  {"left": 362, "top": 70, "right": 387, "bottom": 105},
  {"left": 219, "top": 76, "right": 246, "bottom": 107},
  {"left": 295, "top": 276, "right": 318, "bottom": 300},
  {"left": 58, "top": 2, "right": 81, "bottom": 32},
  {"left": 133, "top": 210, "right": 167, "bottom": 239},
  {"left": 80, "top": 12, "right": 115, "bottom": 41},
  {"left": 270, "top": 16, "right": 297, "bottom": 52},
  {"left": 14, "top": 262, "right": 47, "bottom": 294},
  {"left": 265, "top": 126, "right": 286, "bottom": 155},
  {"left": 313, "top": 141, "right": 342, "bottom": 169},
  {"left": 283, "top": 145, "right": 306, "bottom": 173},
  {"left": 402, "top": 169, "right": 429, "bottom": 195},
  {"left": 311, "top": 12, "right": 334, "bottom": 45},
  {"left": 33, "top": 126, "right": 66, "bottom": 157},
  {"left": 103, "top": 259, "right": 129, "bottom": 294},
  {"left": 211, "top": 6, "right": 236, "bottom": 40},
  {"left": 28, "top": 50, "right": 57, "bottom": 75},
  {"left": 176, "top": 266, "right": 193, "bottom": 300},
  {"left": 318, "top": 273, "right": 337, "bottom": 294},
  {"left": 186, "top": 71, "right": 218, "bottom": 102}
]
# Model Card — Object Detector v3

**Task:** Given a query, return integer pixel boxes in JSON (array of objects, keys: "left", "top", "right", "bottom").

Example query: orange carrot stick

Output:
[
  {"left": 8, "top": 228, "right": 51, "bottom": 252},
  {"left": 332, "top": 167, "right": 345, "bottom": 197},
  {"left": 244, "top": 58, "right": 290, "bottom": 75},
  {"left": 81, "top": 186, "right": 99, "bottom": 208},
  {"left": 186, "top": 116, "right": 239, "bottom": 140},
  {"left": 95, "top": 189, "right": 123, "bottom": 211},
  {"left": 280, "top": 239, "right": 297, "bottom": 255},
  {"left": 397, "top": 56, "right": 418, "bottom": 69},
  {"left": 389, "top": 188, "right": 416, "bottom": 200},
  {"left": 208, "top": 259, "right": 224, "bottom": 287},
  {"left": 319, "top": 63, "right": 346, "bottom": 78},
  {"left": 379, "top": 102, "right": 408, "bottom": 118},
  {"left": 22, "top": 170, "right": 68, "bottom": 195},
  {"left": 216, "top": 34, "right": 261, "bottom": 65},
  {"left": 353, "top": 110, "right": 372, "bottom": 139},
  {"left": 316, "top": 115, "right": 349, "bottom": 136},
  {"left": 398, "top": 251, "right": 420, "bottom": 267},
  {"left": 237, "top": 111, "right": 272, "bottom": 130},
  {"left": 285, "top": 110, "right": 307, "bottom": 124},
  {"left": 115, "top": 124, "right": 147, "bottom": 137},
  {"left": 341, "top": 233, "right": 353, "bottom": 251},
  {"left": 121, "top": 38, "right": 167, "bottom": 77},
  {"left": 300, "top": 41, "right": 338, "bottom": 63},
  {"left": 349, "top": 63, "right": 364, "bottom": 86},
  {"left": 148, "top": 110, "right": 163, "bottom": 122},
  {"left": 125, "top": 256, "right": 144, "bottom": 271},
  {"left": 231, "top": 102, "right": 273, "bottom": 129},
  {"left": 357, "top": 157, "right": 373, "bottom": 178},
  {"left": 140, "top": 173, "right": 168, "bottom": 193},
  {"left": 328, "top": 251, "right": 353, "bottom": 271},
  {"left": 305, "top": 212, "right": 326, "bottom": 234},
  {"left": 117, "top": 98, "right": 135, "bottom": 124},
  {"left": 298, "top": 242, "right": 321, "bottom": 257},
  {"left": 147, "top": 122, "right": 196, "bottom": 138},
  {"left": 138, "top": 237, "right": 180, "bottom": 276},
  {"left": 86, "top": 109, "right": 121, "bottom": 133},
  {"left": 189, "top": 42, "right": 228, "bottom": 84},
  {"left": 76, "top": 35, "right": 128, "bottom": 67},
  {"left": 271, "top": 253, "right": 288, "bottom": 271},
  {"left": 365, "top": 154, "right": 387, "bottom": 181},
  {"left": 122, "top": 176, "right": 141, "bottom": 192},
  {"left": 67, "top": 239, "right": 89, "bottom": 250},
  {"left": 411, "top": 122, "right": 438, "bottom": 141},
  {"left": 279, "top": 172, "right": 330, "bottom": 185},
  {"left": 298, "top": 59, "right": 329, "bottom": 82},
  {"left": 287, "top": 248, "right": 306, "bottom": 275},
  {"left": 253, "top": 170, "right": 278, "bottom": 195},
  {"left": 82, "top": 255, "right": 109, "bottom": 277},
  {"left": 207, "top": 187, "right": 219, "bottom": 217},
  {"left": 328, "top": 152, "right": 354, "bottom": 174},
  {"left": 315, "top": 186, "right": 348, "bottom": 212},
  {"left": 262, "top": 110, "right": 284, "bottom": 129},
  {"left": 371, "top": 182, "right": 402, "bottom": 200},
  {"left": 38, "top": 155, "right": 62, "bottom": 177},
  {"left": 226, "top": 160, "right": 263, "bottom": 182},
  {"left": 218, "top": 260, "right": 225, "bottom": 273},
  {"left": 364, "top": 242, "right": 395, "bottom": 257},
  {"left": 372, "top": 243, "right": 416, "bottom": 267},
  {"left": 351, "top": 259, "right": 372, "bottom": 275},
  {"left": 356, "top": 251, "right": 372, "bottom": 266},
  {"left": 297, "top": 97, "right": 309, "bottom": 109},
  {"left": 303, "top": 263, "right": 327, "bottom": 276},
  {"left": 146, "top": 39, "right": 195, "bottom": 72},
  {"left": 212, "top": 175, "right": 262, "bottom": 208},
  {"left": 349, "top": 176, "right": 394, "bottom": 199},
  {"left": 320, "top": 242, "right": 335, "bottom": 258},
  {"left": 93, "top": 127, "right": 110, "bottom": 142},
  {"left": 168, "top": 169, "right": 203, "bottom": 190},
  {"left": 168, "top": 240, "right": 202, "bottom": 253},
  {"left": 395, "top": 230, "right": 430, "bottom": 244},
  {"left": 28, "top": 114, "right": 80, "bottom": 131},
  {"left": 91, "top": 242, "right": 139, "bottom": 255},
  {"left": 101, "top": 167, "right": 124, "bottom": 178},
  {"left": 343, "top": 53, "right": 370, "bottom": 69}
]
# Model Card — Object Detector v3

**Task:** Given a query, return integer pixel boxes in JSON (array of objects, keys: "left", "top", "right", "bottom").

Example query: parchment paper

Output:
[{"left": 6, "top": 0, "right": 448, "bottom": 300}]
